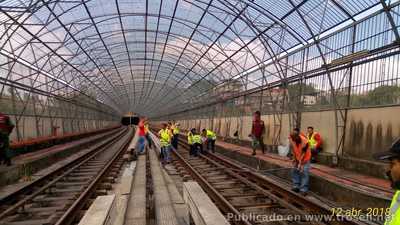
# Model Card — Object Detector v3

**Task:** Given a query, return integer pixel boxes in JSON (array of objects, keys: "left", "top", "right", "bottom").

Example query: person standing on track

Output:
[
  {"left": 187, "top": 128, "right": 194, "bottom": 157},
  {"left": 249, "top": 111, "right": 266, "bottom": 156},
  {"left": 158, "top": 123, "right": 172, "bottom": 164},
  {"left": 374, "top": 138, "right": 400, "bottom": 224},
  {"left": 171, "top": 122, "right": 180, "bottom": 150},
  {"left": 192, "top": 130, "right": 203, "bottom": 156},
  {"left": 289, "top": 128, "right": 311, "bottom": 196},
  {"left": 201, "top": 128, "right": 216, "bottom": 153},
  {"left": 137, "top": 118, "right": 147, "bottom": 154},
  {"left": 0, "top": 113, "right": 14, "bottom": 166}
]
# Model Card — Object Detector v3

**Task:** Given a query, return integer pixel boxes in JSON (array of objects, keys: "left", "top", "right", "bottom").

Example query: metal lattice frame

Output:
[
  {"left": 1, "top": 0, "right": 400, "bottom": 146},
  {"left": 153, "top": 0, "right": 400, "bottom": 161},
  {"left": 0, "top": 0, "right": 386, "bottom": 114}
]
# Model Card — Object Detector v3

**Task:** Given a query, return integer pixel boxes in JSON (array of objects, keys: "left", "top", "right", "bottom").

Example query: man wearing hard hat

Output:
[{"left": 374, "top": 138, "right": 400, "bottom": 224}]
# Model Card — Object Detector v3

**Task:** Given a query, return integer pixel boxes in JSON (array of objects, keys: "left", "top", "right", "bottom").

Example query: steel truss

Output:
[
  {"left": 155, "top": 0, "right": 400, "bottom": 162},
  {"left": 1, "top": 0, "right": 400, "bottom": 149}
]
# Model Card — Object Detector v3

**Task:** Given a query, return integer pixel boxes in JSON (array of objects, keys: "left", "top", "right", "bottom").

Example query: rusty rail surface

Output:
[
  {"left": 170, "top": 137, "right": 368, "bottom": 225},
  {"left": 0, "top": 126, "right": 133, "bottom": 225}
]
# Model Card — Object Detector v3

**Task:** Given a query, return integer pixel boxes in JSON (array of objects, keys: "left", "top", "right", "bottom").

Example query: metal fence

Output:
[
  {"left": 0, "top": 83, "right": 119, "bottom": 141},
  {"left": 155, "top": 2, "right": 400, "bottom": 157}
]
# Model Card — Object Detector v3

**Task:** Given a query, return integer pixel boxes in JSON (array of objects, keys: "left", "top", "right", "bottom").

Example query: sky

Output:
[{"left": 0, "top": 0, "right": 399, "bottom": 115}]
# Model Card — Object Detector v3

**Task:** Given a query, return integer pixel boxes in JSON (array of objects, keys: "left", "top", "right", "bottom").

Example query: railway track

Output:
[
  {"left": 0, "top": 126, "right": 133, "bottom": 225},
  {"left": 170, "top": 137, "right": 367, "bottom": 225}
]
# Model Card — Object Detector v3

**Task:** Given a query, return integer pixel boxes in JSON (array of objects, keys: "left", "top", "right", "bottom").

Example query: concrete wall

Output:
[
  {"left": 172, "top": 105, "right": 400, "bottom": 161},
  {"left": 301, "top": 111, "right": 337, "bottom": 154},
  {"left": 345, "top": 106, "right": 400, "bottom": 159},
  {"left": 8, "top": 116, "right": 118, "bottom": 141}
]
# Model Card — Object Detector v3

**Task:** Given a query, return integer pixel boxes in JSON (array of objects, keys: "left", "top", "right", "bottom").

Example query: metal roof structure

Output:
[{"left": 0, "top": 0, "right": 400, "bottom": 119}]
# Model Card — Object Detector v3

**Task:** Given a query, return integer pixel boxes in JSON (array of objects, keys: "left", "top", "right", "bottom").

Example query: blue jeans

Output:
[
  {"left": 207, "top": 139, "right": 215, "bottom": 153},
  {"left": 138, "top": 136, "right": 146, "bottom": 154},
  {"left": 172, "top": 135, "right": 179, "bottom": 149},
  {"left": 161, "top": 145, "right": 171, "bottom": 163},
  {"left": 291, "top": 161, "right": 311, "bottom": 192}
]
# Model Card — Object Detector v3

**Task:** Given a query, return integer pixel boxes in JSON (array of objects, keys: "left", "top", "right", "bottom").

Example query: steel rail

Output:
[
  {"left": 171, "top": 146, "right": 251, "bottom": 225},
  {"left": 0, "top": 127, "right": 125, "bottom": 207},
  {"left": 55, "top": 127, "right": 133, "bottom": 225},
  {"left": 0, "top": 127, "right": 131, "bottom": 224},
  {"left": 172, "top": 136, "right": 366, "bottom": 225}
]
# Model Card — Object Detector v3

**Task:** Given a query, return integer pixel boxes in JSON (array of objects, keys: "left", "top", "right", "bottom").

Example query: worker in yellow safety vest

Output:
[
  {"left": 306, "top": 127, "right": 323, "bottom": 163},
  {"left": 144, "top": 120, "right": 149, "bottom": 134},
  {"left": 192, "top": 130, "right": 203, "bottom": 156},
  {"left": 167, "top": 122, "right": 174, "bottom": 138},
  {"left": 201, "top": 129, "right": 216, "bottom": 153},
  {"left": 173, "top": 123, "right": 180, "bottom": 135},
  {"left": 187, "top": 128, "right": 194, "bottom": 153},
  {"left": 374, "top": 138, "right": 400, "bottom": 224},
  {"left": 158, "top": 123, "right": 171, "bottom": 164},
  {"left": 171, "top": 122, "right": 180, "bottom": 150}
]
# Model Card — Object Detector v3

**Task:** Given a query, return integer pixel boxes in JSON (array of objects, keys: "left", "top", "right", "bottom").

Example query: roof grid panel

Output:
[
  {"left": 282, "top": 12, "right": 311, "bottom": 40},
  {"left": 254, "top": 0, "right": 293, "bottom": 19},
  {"left": 243, "top": 7, "right": 273, "bottom": 31},
  {"left": 52, "top": 2, "right": 68, "bottom": 17},
  {"left": 299, "top": 0, "right": 348, "bottom": 35},
  {"left": 338, "top": 0, "right": 379, "bottom": 15},
  {"left": 157, "top": 17, "right": 173, "bottom": 33},
  {"left": 0, "top": 0, "right": 31, "bottom": 8},
  {"left": 147, "top": 16, "right": 160, "bottom": 31},
  {"left": 0, "top": 0, "right": 388, "bottom": 116},
  {"left": 87, "top": 0, "right": 118, "bottom": 17},
  {"left": 57, "top": 4, "right": 86, "bottom": 25},
  {"left": 119, "top": 0, "right": 144, "bottom": 13},
  {"left": 148, "top": 0, "right": 162, "bottom": 14},
  {"left": 161, "top": 0, "right": 177, "bottom": 17}
]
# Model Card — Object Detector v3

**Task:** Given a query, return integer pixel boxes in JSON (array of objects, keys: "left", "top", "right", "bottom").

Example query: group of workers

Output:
[
  {"left": 1, "top": 110, "right": 399, "bottom": 224},
  {"left": 281, "top": 113, "right": 400, "bottom": 225},
  {"left": 155, "top": 111, "right": 322, "bottom": 196},
  {"left": 187, "top": 128, "right": 217, "bottom": 157},
  {"left": 155, "top": 116, "right": 400, "bottom": 225},
  {"left": 158, "top": 121, "right": 217, "bottom": 164},
  {"left": 250, "top": 111, "right": 323, "bottom": 163},
  {"left": 249, "top": 110, "right": 323, "bottom": 196}
]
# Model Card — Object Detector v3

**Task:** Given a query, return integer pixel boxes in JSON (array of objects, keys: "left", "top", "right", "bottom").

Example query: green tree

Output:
[
  {"left": 350, "top": 94, "right": 367, "bottom": 107},
  {"left": 365, "top": 85, "right": 400, "bottom": 106},
  {"left": 287, "top": 83, "right": 317, "bottom": 98}
]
